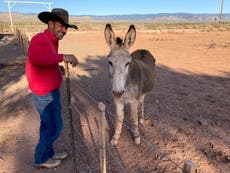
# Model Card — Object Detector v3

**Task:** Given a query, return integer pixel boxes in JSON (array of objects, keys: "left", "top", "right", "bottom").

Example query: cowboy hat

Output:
[{"left": 38, "top": 8, "right": 78, "bottom": 29}]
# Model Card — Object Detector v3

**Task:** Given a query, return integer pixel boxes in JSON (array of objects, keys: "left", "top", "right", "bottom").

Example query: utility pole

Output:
[
  {"left": 4, "top": 1, "right": 53, "bottom": 33},
  {"left": 6, "top": 0, "right": 14, "bottom": 32},
  {"left": 219, "top": 0, "right": 224, "bottom": 24}
]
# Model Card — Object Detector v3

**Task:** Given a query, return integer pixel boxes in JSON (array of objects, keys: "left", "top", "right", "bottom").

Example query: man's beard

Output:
[{"left": 56, "top": 32, "right": 66, "bottom": 40}]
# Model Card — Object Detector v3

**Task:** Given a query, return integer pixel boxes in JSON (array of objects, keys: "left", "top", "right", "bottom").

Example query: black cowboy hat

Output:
[{"left": 38, "top": 8, "right": 78, "bottom": 29}]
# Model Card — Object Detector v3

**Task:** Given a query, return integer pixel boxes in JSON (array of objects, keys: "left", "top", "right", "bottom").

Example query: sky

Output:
[{"left": 0, "top": 0, "right": 229, "bottom": 16}]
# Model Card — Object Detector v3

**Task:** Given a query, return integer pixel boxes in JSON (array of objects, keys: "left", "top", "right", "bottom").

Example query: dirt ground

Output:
[{"left": 0, "top": 27, "right": 229, "bottom": 173}]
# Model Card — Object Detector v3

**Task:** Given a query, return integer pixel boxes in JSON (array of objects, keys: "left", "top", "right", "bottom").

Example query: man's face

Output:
[{"left": 49, "top": 21, "right": 68, "bottom": 40}]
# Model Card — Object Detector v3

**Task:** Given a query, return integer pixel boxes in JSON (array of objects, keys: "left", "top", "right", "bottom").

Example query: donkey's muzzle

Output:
[{"left": 112, "top": 90, "right": 124, "bottom": 98}]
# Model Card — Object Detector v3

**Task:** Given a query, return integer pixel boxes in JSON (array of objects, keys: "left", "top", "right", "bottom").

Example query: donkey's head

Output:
[{"left": 104, "top": 24, "right": 136, "bottom": 98}]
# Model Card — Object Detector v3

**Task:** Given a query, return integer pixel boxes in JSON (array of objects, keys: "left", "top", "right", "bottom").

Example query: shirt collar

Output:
[{"left": 44, "top": 29, "right": 58, "bottom": 46}]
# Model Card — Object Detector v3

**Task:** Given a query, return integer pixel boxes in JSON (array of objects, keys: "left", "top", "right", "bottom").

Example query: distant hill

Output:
[
  {"left": 0, "top": 12, "right": 230, "bottom": 24},
  {"left": 75, "top": 13, "right": 230, "bottom": 23}
]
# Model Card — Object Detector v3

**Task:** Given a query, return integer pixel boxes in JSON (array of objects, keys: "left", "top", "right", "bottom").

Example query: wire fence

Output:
[
  {"left": 67, "top": 81, "right": 195, "bottom": 173},
  {"left": 15, "top": 28, "right": 30, "bottom": 56}
]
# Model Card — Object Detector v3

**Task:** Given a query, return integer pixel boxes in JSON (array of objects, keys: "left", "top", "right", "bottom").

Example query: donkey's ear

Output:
[
  {"left": 104, "top": 24, "right": 116, "bottom": 48},
  {"left": 124, "top": 25, "right": 136, "bottom": 49}
]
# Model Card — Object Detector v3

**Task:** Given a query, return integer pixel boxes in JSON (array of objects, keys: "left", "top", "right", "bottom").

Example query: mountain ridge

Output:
[{"left": 0, "top": 12, "right": 230, "bottom": 23}]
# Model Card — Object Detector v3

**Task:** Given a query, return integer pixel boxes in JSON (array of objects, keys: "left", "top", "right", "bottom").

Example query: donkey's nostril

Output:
[{"left": 112, "top": 90, "right": 124, "bottom": 97}]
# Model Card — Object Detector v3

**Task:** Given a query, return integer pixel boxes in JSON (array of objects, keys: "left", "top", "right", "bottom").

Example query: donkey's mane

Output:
[{"left": 116, "top": 37, "right": 123, "bottom": 47}]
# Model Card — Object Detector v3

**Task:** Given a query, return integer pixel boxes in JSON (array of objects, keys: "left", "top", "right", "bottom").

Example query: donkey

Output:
[{"left": 104, "top": 24, "right": 156, "bottom": 146}]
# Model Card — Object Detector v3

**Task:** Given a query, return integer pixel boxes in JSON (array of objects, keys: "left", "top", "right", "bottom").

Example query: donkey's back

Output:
[
  {"left": 132, "top": 49, "right": 155, "bottom": 65},
  {"left": 131, "top": 49, "right": 156, "bottom": 94}
]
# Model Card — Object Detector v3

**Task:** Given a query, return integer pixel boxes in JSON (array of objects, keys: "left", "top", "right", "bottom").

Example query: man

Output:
[{"left": 26, "top": 8, "right": 78, "bottom": 168}]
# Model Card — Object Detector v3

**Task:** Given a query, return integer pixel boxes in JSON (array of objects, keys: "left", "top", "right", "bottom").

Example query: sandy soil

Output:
[{"left": 0, "top": 28, "right": 229, "bottom": 173}]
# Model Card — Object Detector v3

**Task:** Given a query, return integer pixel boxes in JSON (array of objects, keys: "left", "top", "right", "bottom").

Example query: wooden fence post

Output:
[
  {"left": 183, "top": 160, "right": 197, "bottom": 173},
  {"left": 0, "top": 25, "right": 3, "bottom": 40},
  {"left": 1, "top": 25, "right": 3, "bottom": 35},
  {"left": 15, "top": 29, "right": 30, "bottom": 56},
  {"left": 98, "top": 102, "right": 106, "bottom": 173}
]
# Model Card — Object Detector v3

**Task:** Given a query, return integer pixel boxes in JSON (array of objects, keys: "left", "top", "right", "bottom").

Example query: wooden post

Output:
[
  {"left": 21, "top": 34, "right": 26, "bottom": 56},
  {"left": 183, "top": 160, "right": 197, "bottom": 173},
  {"left": 16, "top": 29, "right": 21, "bottom": 47},
  {"left": 0, "top": 25, "right": 3, "bottom": 35},
  {"left": 17, "top": 30, "right": 23, "bottom": 53},
  {"left": 65, "top": 62, "right": 77, "bottom": 173},
  {"left": 98, "top": 102, "right": 106, "bottom": 173},
  {"left": 25, "top": 37, "right": 29, "bottom": 56},
  {"left": 0, "top": 25, "right": 3, "bottom": 40}
]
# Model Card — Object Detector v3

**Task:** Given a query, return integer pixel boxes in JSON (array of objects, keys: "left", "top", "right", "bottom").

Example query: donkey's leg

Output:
[
  {"left": 138, "top": 95, "right": 145, "bottom": 124},
  {"left": 130, "top": 99, "right": 140, "bottom": 145},
  {"left": 111, "top": 100, "right": 124, "bottom": 146}
]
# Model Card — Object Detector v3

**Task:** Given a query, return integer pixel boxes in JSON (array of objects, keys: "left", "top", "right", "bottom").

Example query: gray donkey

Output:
[{"left": 104, "top": 24, "right": 156, "bottom": 146}]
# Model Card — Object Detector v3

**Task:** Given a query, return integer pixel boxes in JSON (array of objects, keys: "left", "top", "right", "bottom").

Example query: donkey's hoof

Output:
[
  {"left": 110, "top": 138, "right": 118, "bottom": 146},
  {"left": 134, "top": 137, "right": 141, "bottom": 145}
]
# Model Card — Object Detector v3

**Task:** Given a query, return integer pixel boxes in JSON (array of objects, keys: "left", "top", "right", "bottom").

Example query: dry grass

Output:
[{"left": 1, "top": 22, "right": 230, "bottom": 34}]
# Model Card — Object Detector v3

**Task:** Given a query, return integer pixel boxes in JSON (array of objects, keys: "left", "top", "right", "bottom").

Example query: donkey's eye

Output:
[
  {"left": 125, "top": 62, "right": 130, "bottom": 67},
  {"left": 108, "top": 61, "right": 113, "bottom": 67}
]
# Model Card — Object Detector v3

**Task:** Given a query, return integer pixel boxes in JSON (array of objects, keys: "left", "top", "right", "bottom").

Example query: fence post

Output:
[
  {"left": 0, "top": 25, "right": 3, "bottom": 40},
  {"left": 15, "top": 29, "right": 30, "bottom": 56},
  {"left": 0, "top": 25, "right": 3, "bottom": 35},
  {"left": 98, "top": 102, "right": 106, "bottom": 173},
  {"left": 22, "top": 33, "right": 29, "bottom": 56},
  {"left": 183, "top": 160, "right": 197, "bottom": 173},
  {"left": 21, "top": 34, "right": 26, "bottom": 56}
]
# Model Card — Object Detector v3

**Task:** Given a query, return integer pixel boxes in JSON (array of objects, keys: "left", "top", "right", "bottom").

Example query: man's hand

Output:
[{"left": 63, "top": 54, "right": 78, "bottom": 67}]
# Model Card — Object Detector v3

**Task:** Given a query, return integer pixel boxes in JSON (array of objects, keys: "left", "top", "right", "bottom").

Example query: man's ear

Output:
[{"left": 48, "top": 20, "right": 55, "bottom": 29}]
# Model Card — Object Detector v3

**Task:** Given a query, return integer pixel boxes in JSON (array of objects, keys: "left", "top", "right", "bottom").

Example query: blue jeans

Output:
[{"left": 32, "top": 89, "right": 63, "bottom": 164}]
